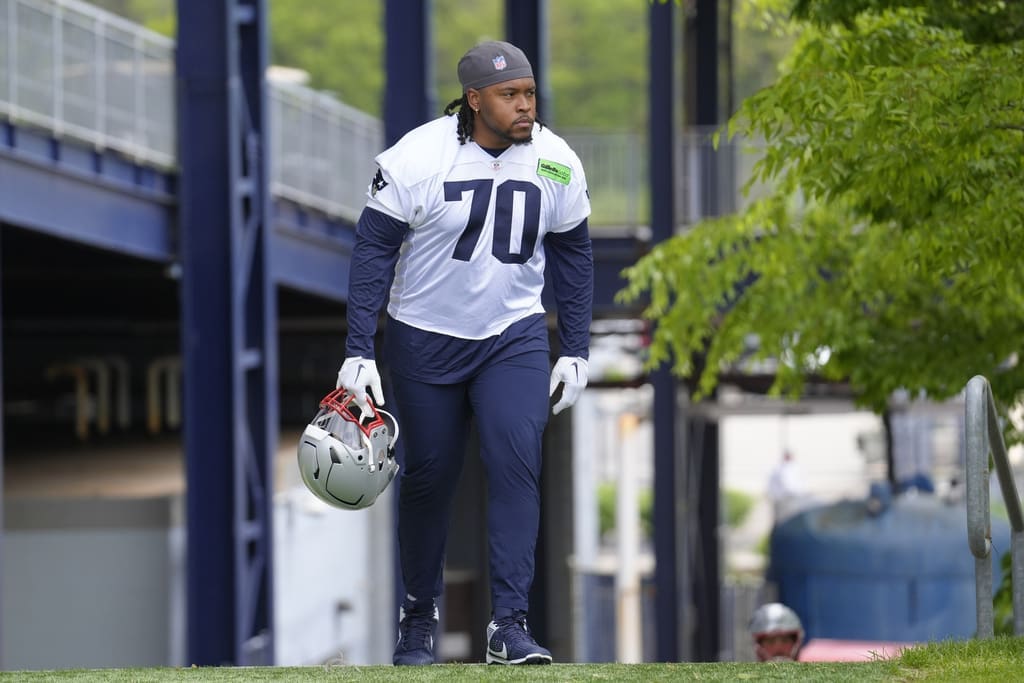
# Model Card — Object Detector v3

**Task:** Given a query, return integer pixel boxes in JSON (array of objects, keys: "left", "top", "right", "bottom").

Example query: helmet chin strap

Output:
[{"left": 378, "top": 408, "right": 400, "bottom": 450}]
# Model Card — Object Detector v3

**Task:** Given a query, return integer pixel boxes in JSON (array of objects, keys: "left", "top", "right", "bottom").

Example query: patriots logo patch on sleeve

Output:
[{"left": 370, "top": 168, "right": 389, "bottom": 196}]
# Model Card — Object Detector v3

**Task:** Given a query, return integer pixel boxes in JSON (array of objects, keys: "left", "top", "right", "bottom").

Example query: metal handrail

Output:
[
  {"left": 964, "top": 374, "right": 1024, "bottom": 637},
  {"left": 0, "top": 0, "right": 177, "bottom": 167}
]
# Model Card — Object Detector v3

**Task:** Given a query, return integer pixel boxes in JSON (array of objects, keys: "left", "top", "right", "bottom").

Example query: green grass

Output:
[{"left": 2, "top": 637, "right": 1022, "bottom": 682}]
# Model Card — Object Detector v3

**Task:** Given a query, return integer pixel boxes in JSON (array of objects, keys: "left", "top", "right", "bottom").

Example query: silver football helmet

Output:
[
  {"left": 297, "top": 387, "right": 400, "bottom": 510},
  {"left": 749, "top": 602, "right": 803, "bottom": 662}
]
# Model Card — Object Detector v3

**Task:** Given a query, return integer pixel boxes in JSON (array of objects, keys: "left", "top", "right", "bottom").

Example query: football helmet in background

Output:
[
  {"left": 749, "top": 602, "right": 803, "bottom": 662},
  {"left": 297, "top": 387, "right": 400, "bottom": 510}
]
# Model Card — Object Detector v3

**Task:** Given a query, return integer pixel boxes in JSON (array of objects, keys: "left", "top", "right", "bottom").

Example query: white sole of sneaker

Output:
[{"left": 486, "top": 652, "right": 553, "bottom": 665}]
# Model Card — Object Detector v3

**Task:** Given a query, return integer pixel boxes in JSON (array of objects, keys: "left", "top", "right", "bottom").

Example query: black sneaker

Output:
[
  {"left": 485, "top": 611, "right": 552, "bottom": 665},
  {"left": 393, "top": 598, "right": 438, "bottom": 666}
]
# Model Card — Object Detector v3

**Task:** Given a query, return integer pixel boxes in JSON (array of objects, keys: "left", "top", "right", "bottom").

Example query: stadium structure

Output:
[{"left": 5, "top": 0, "right": 1003, "bottom": 672}]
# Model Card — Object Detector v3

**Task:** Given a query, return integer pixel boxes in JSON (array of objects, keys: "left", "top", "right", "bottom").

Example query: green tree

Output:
[
  {"left": 791, "top": 0, "right": 1024, "bottom": 44},
  {"left": 91, "top": 1, "right": 384, "bottom": 113},
  {"left": 723, "top": 488, "right": 756, "bottom": 527},
  {"left": 268, "top": 1, "right": 383, "bottom": 114},
  {"left": 619, "top": 0, "right": 1024, "bottom": 417},
  {"left": 547, "top": 0, "right": 648, "bottom": 130},
  {"left": 597, "top": 482, "right": 655, "bottom": 540},
  {"left": 433, "top": 0, "right": 502, "bottom": 109},
  {"left": 88, "top": 0, "right": 175, "bottom": 35},
  {"left": 733, "top": 0, "right": 798, "bottom": 102},
  {"left": 994, "top": 550, "right": 1016, "bottom": 636}
]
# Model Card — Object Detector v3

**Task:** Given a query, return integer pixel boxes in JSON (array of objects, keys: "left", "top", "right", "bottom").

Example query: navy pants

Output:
[{"left": 387, "top": 325, "right": 549, "bottom": 614}]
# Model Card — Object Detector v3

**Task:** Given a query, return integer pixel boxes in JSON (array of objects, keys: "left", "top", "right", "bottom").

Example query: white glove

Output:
[
  {"left": 336, "top": 356, "right": 384, "bottom": 415},
  {"left": 549, "top": 356, "right": 589, "bottom": 416}
]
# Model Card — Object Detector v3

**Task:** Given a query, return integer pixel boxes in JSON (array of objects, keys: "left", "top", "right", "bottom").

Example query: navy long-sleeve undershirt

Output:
[
  {"left": 544, "top": 219, "right": 594, "bottom": 359},
  {"left": 345, "top": 207, "right": 408, "bottom": 359}
]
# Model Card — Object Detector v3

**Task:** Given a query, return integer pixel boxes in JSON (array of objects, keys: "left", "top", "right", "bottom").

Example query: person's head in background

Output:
[{"left": 749, "top": 602, "right": 803, "bottom": 662}]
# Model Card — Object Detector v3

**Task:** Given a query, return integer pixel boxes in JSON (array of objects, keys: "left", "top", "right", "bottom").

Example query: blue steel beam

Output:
[
  {"left": 648, "top": 0, "right": 680, "bottom": 663},
  {"left": 233, "top": 0, "right": 277, "bottom": 666},
  {"left": 176, "top": 0, "right": 236, "bottom": 662},
  {"left": 0, "top": 123, "right": 174, "bottom": 261},
  {"left": 383, "top": 0, "right": 435, "bottom": 641},
  {"left": 176, "top": 0, "right": 276, "bottom": 666},
  {"left": 683, "top": 0, "right": 723, "bottom": 662},
  {"left": 271, "top": 200, "right": 355, "bottom": 302},
  {"left": 505, "top": 0, "right": 550, "bottom": 122},
  {"left": 0, "top": 226, "right": 4, "bottom": 668},
  {"left": 504, "top": 3, "right": 551, "bottom": 648},
  {"left": 384, "top": 0, "right": 435, "bottom": 146}
]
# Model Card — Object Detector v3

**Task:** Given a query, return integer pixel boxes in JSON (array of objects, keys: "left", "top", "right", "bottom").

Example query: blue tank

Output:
[{"left": 768, "top": 491, "right": 1011, "bottom": 642}]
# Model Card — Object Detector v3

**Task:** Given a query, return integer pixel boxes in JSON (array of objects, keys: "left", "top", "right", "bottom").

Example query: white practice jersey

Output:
[{"left": 365, "top": 115, "right": 591, "bottom": 340}]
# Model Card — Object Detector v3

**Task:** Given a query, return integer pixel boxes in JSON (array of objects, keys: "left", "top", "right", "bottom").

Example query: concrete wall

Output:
[
  {"left": 2, "top": 438, "right": 395, "bottom": 670},
  {"left": 2, "top": 496, "right": 186, "bottom": 669}
]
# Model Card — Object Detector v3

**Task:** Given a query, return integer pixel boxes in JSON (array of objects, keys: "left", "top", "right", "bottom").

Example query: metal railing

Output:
[
  {"left": 1, "top": 0, "right": 768, "bottom": 227},
  {"left": 0, "top": 0, "right": 176, "bottom": 167},
  {"left": 566, "top": 127, "right": 766, "bottom": 230},
  {"left": 964, "top": 374, "right": 1024, "bottom": 637},
  {"left": 268, "top": 80, "right": 382, "bottom": 222},
  {"left": 564, "top": 129, "right": 646, "bottom": 228}
]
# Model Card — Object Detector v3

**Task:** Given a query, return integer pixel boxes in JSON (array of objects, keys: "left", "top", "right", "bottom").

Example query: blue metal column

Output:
[
  {"left": 684, "top": 0, "right": 722, "bottom": 662},
  {"left": 384, "top": 0, "right": 435, "bottom": 146},
  {"left": 384, "top": 0, "right": 434, "bottom": 636},
  {"left": 505, "top": 0, "right": 553, "bottom": 649},
  {"left": 0, "top": 230, "right": 4, "bottom": 667},
  {"left": 176, "top": 0, "right": 277, "bottom": 665},
  {"left": 649, "top": 0, "right": 680, "bottom": 663},
  {"left": 505, "top": 0, "right": 550, "bottom": 122}
]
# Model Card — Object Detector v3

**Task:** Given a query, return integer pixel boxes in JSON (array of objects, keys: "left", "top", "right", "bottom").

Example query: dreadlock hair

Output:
[
  {"left": 443, "top": 94, "right": 546, "bottom": 145},
  {"left": 444, "top": 95, "right": 476, "bottom": 145}
]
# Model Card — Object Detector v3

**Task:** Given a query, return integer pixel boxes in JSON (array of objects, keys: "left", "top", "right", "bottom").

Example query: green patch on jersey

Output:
[{"left": 537, "top": 159, "right": 572, "bottom": 184}]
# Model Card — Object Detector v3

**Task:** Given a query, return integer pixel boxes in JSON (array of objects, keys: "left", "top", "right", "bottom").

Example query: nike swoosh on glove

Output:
[
  {"left": 336, "top": 356, "right": 384, "bottom": 415},
  {"left": 549, "top": 356, "right": 589, "bottom": 416}
]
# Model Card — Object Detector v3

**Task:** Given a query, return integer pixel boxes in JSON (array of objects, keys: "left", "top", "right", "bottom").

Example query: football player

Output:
[
  {"left": 337, "top": 41, "right": 593, "bottom": 666},
  {"left": 750, "top": 603, "right": 804, "bottom": 662}
]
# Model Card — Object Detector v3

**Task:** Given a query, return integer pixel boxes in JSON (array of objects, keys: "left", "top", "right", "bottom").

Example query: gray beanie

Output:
[{"left": 458, "top": 41, "right": 534, "bottom": 92}]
